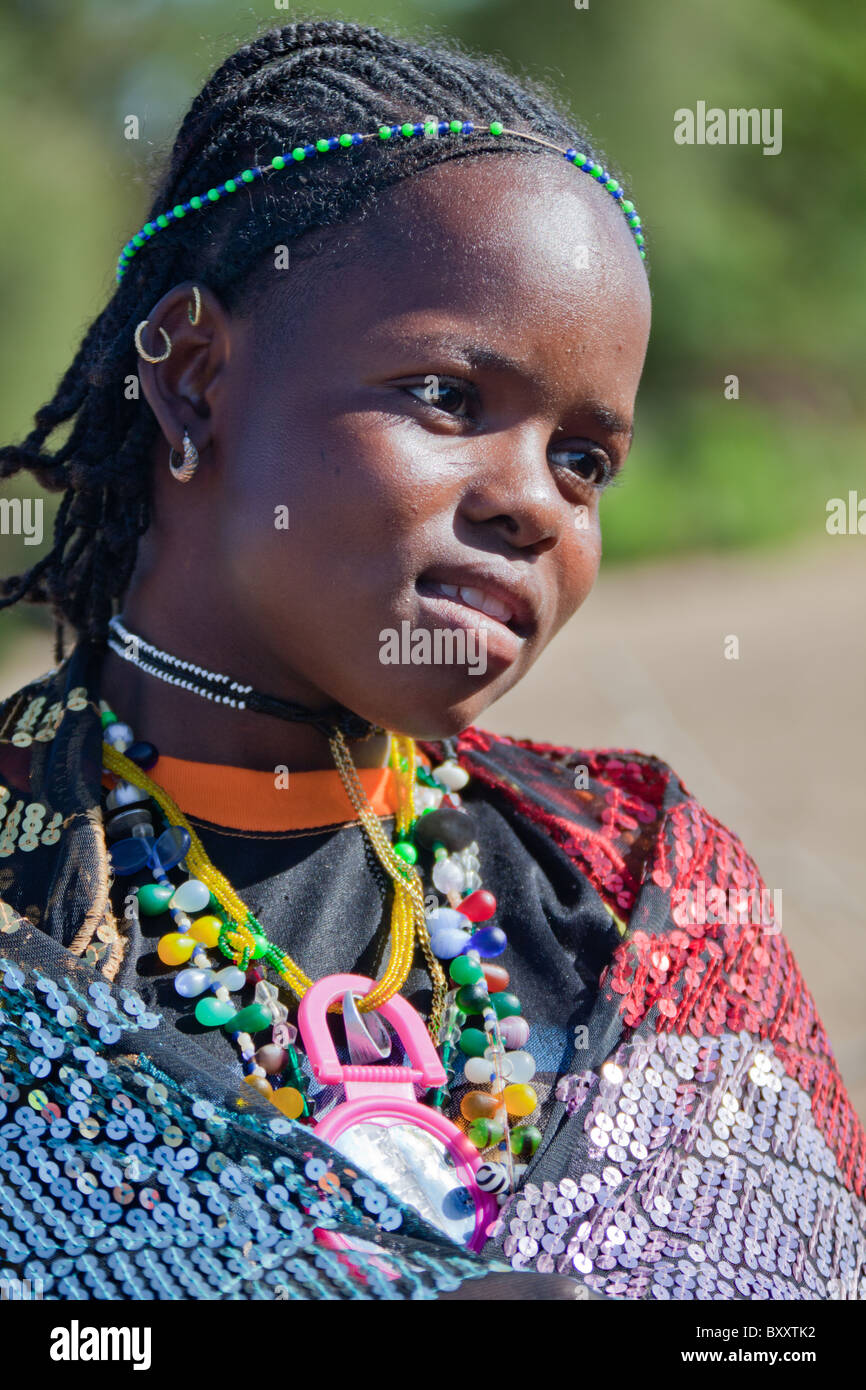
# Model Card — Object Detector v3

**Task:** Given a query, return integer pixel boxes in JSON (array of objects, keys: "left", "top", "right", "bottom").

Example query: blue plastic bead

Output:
[
  {"left": 461, "top": 122, "right": 473, "bottom": 133},
  {"left": 304, "top": 144, "right": 316, "bottom": 155},
  {"left": 463, "top": 925, "right": 508, "bottom": 959},
  {"left": 351, "top": 132, "right": 363, "bottom": 144},
  {"left": 125, "top": 740, "right": 159, "bottom": 770},
  {"left": 413, "top": 123, "right": 423, "bottom": 135},
  {"left": 329, "top": 137, "right": 340, "bottom": 148},
  {"left": 429, "top": 922, "right": 472, "bottom": 959},
  {"left": 438, "top": 122, "right": 448, "bottom": 134}
]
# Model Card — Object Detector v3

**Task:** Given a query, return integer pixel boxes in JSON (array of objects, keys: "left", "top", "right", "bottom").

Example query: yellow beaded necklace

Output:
[{"left": 102, "top": 729, "right": 448, "bottom": 1041}]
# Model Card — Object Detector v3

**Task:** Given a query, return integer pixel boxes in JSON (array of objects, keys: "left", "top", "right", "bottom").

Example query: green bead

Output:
[
  {"left": 250, "top": 934, "right": 269, "bottom": 960},
  {"left": 628, "top": 214, "right": 640, "bottom": 228},
  {"left": 144, "top": 222, "right": 155, "bottom": 234},
  {"left": 510, "top": 1124, "right": 542, "bottom": 1158},
  {"left": 132, "top": 234, "right": 145, "bottom": 247},
  {"left": 271, "top": 155, "right": 286, "bottom": 169},
  {"left": 468, "top": 1117, "right": 505, "bottom": 1149},
  {"left": 156, "top": 214, "right": 169, "bottom": 228},
  {"left": 590, "top": 163, "right": 603, "bottom": 179},
  {"left": 190, "top": 196, "right": 203, "bottom": 210},
  {"left": 194, "top": 996, "right": 236, "bottom": 1028},
  {"left": 378, "top": 125, "right": 392, "bottom": 140},
  {"left": 635, "top": 232, "right": 645, "bottom": 246},
  {"left": 640, "top": 250, "right": 647, "bottom": 260},
  {"left": 339, "top": 133, "right": 353, "bottom": 146},
  {"left": 605, "top": 179, "right": 618, "bottom": 192},
  {"left": 241, "top": 169, "right": 255, "bottom": 182},
  {"left": 100, "top": 709, "right": 117, "bottom": 729},
  {"left": 489, "top": 121, "right": 504, "bottom": 136},
  {"left": 449, "top": 955, "right": 483, "bottom": 986},
  {"left": 393, "top": 840, "right": 417, "bottom": 865},
  {"left": 292, "top": 147, "right": 305, "bottom": 161},
  {"left": 491, "top": 990, "right": 522, "bottom": 1020},
  {"left": 137, "top": 883, "right": 173, "bottom": 916},
  {"left": 224, "top": 178, "right": 237, "bottom": 192},
  {"left": 317, "top": 138, "right": 332, "bottom": 151},
  {"left": 457, "top": 1027, "right": 489, "bottom": 1058},
  {"left": 424, "top": 121, "right": 437, "bottom": 136},
  {"left": 172, "top": 204, "right": 186, "bottom": 218},
  {"left": 449, "top": 120, "right": 461, "bottom": 133},
  {"left": 432, "top": 844, "right": 447, "bottom": 860},
  {"left": 455, "top": 981, "right": 489, "bottom": 1015},
  {"left": 621, "top": 200, "right": 634, "bottom": 214},
  {"left": 228, "top": 1002, "right": 272, "bottom": 1034},
  {"left": 207, "top": 188, "right": 220, "bottom": 201},
  {"left": 401, "top": 123, "right": 414, "bottom": 138}
]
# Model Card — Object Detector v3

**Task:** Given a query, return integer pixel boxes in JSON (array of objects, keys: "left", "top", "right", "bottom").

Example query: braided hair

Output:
[{"left": 0, "top": 18, "right": 633, "bottom": 663}]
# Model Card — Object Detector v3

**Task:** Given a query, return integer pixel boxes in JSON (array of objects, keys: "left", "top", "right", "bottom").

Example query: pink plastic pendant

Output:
[{"left": 297, "top": 973, "right": 498, "bottom": 1253}]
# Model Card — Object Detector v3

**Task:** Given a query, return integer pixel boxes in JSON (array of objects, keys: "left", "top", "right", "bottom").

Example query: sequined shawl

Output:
[{"left": 0, "top": 639, "right": 863, "bottom": 1300}]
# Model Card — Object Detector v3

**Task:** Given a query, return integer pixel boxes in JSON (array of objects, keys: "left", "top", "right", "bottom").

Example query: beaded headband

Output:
[{"left": 116, "top": 119, "right": 646, "bottom": 284}]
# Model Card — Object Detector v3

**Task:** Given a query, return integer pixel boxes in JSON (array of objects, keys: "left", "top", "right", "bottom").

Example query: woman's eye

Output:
[
  {"left": 403, "top": 377, "right": 475, "bottom": 418},
  {"left": 549, "top": 443, "right": 614, "bottom": 487}
]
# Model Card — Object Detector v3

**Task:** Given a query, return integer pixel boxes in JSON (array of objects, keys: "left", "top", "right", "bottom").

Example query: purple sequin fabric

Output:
[{"left": 488, "top": 1029, "right": 866, "bottom": 1298}]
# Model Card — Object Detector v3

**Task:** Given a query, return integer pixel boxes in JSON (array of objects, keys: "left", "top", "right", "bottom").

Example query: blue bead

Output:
[
  {"left": 461, "top": 121, "right": 473, "bottom": 133},
  {"left": 329, "top": 137, "right": 340, "bottom": 148},
  {"left": 304, "top": 143, "right": 315, "bottom": 155},
  {"left": 612, "top": 188, "right": 623, "bottom": 199},
  {"left": 183, "top": 201, "right": 193, "bottom": 211},
  {"left": 413, "top": 123, "right": 423, "bottom": 134},
  {"left": 390, "top": 125, "right": 400, "bottom": 136},
  {"left": 438, "top": 122, "right": 448, "bottom": 134},
  {"left": 463, "top": 925, "right": 508, "bottom": 958},
  {"left": 581, "top": 159, "right": 593, "bottom": 170},
  {"left": 429, "top": 922, "right": 472, "bottom": 959},
  {"left": 165, "top": 210, "right": 174, "bottom": 221},
  {"left": 565, "top": 148, "right": 576, "bottom": 160},
  {"left": 352, "top": 132, "right": 363, "bottom": 144}
]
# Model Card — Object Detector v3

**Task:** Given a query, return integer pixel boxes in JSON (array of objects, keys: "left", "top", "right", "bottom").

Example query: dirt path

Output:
[{"left": 2, "top": 535, "right": 864, "bottom": 1117}]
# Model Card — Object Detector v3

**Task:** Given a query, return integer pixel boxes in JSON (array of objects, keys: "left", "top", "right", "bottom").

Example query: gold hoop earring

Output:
[
  {"left": 169, "top": 429, "right": 200, "bottom": 483},
  {"left": 187, "top": 286, "right": 202, "bottom": 326},
  {"left": 134, "top": 320, "right": 172, "bottom": 363}
]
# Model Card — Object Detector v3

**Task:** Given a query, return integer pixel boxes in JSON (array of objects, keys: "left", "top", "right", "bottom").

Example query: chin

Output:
[{"left": 345, "top": 668, "right": 509, "bottom": 742}]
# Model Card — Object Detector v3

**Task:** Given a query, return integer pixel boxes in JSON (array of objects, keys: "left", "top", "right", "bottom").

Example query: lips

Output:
[{"left": 415, "top": 566, "right": 539, "bottom": 638}]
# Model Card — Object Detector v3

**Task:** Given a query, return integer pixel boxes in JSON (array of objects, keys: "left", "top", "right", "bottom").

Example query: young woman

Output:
[{"left": 0, "top": 19, "right": 862, "bottom": 1303}]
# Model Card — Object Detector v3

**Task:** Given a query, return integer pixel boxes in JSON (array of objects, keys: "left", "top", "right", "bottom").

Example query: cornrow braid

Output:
[{"left": 0, "top": 18, "right": 641, "bottom": 661}]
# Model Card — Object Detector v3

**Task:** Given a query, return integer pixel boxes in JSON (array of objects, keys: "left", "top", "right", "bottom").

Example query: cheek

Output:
[{"left": 552, "top": 522, "right": 602, "bottom": 630}]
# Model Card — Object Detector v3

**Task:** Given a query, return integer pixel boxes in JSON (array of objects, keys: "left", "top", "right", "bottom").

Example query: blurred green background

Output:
[{"left": 1, "top": 0, "right": 864, "bottom": 656}]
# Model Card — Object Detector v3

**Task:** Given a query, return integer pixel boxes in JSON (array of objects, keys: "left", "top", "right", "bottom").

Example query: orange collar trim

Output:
[{"left": 101, "top": 755, "right": 407, "bottom": 832}]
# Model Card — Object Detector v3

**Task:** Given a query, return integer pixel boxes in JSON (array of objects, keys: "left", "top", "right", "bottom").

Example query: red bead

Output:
[
  {"left": 459, "top": 889, "right": 497, "bottom": 922},
  {"left": 482, "top": 963, "right": 510, "bottom": 993}
]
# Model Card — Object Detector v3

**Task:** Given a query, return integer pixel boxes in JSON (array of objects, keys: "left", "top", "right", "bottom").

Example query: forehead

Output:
[
  {"left": 340, "top": 155, "right": 648, "bottom": 394},
  {"left": 258, "top": 152, "right": 651, "bottom": 408}
]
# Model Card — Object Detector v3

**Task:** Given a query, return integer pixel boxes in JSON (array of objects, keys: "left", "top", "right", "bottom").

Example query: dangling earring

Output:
[
  {"left": 169, "top": 429, "right": 199, "bottom": 483},
  {"left": 134, "top": 320, "right": 172, "bottom": 363},
  {"left": 187, "top": 286, "right": 202, "bottom": 326}
]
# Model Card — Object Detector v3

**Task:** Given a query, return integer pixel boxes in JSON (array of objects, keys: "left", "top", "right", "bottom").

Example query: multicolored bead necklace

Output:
[
  {"left": 115, "top": 117, "right": 646, "bottom": 284},
  {"left": 99, "top": 638, "right": 542, "bottom": 1197}
]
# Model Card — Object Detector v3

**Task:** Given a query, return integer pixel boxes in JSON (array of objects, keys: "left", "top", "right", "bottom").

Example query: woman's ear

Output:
[{"left": 134, "top": 282, "right": 231, "bottom": 458}]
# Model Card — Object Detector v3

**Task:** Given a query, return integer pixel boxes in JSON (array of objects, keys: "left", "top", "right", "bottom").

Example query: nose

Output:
[{"left": 456, "top": 428, "right": 565, "bottom": 552}]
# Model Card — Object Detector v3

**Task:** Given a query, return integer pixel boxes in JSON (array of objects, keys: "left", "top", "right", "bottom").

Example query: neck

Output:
[{"left": 97, "top": 639, "right": 394, "bottom": 775}]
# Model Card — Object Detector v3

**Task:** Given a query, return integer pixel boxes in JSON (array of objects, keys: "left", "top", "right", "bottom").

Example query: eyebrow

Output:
[{"left": 388, "top": 332, "right": 634, "bottom": 441}]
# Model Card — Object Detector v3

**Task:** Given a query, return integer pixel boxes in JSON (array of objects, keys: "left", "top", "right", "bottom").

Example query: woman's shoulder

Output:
[{"left": 420, "top": 724, "right": 766, "bottom": 921}]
